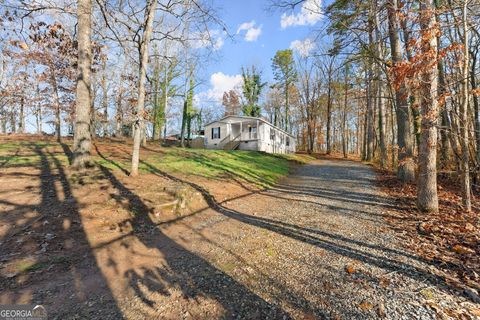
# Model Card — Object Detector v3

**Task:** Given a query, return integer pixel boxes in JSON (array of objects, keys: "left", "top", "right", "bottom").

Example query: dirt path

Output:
[{"left": 1, "top": 153, "right": 475, "bottom": 319}]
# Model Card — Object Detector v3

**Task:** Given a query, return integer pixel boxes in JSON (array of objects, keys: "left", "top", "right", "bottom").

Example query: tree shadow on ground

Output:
[
  {"left": 0, "top": 143, "right": 123, "bottom": 319},
  {"left": 138, "top": 160, "right": 473, "bottom": 302},
  {"left": 96, "top": 165, "right": 298, "bottom": 319}
]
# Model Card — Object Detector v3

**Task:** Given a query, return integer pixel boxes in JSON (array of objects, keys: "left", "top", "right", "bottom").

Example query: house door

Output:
[
  {"left": 231, "top": 123, "right": 241, "bottom": 138},
  {"left": 249, "top": 126, "right": 257, "bottom": 139}
]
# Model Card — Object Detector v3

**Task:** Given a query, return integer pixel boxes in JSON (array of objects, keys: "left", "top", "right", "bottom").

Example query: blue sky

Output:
[
  {"left": 215, "top": 0, "right": 314, "bottom": 78},
  {"left": 195, "top": 0, "right": 323, "bottom": 107},
  {"left": 10, "top": 0, "right": 324, "bottom": 134}
]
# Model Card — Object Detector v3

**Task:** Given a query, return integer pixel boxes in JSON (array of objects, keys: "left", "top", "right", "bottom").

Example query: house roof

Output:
[{"left": 205, "top": 115, "right": 294, "bottom": 138}]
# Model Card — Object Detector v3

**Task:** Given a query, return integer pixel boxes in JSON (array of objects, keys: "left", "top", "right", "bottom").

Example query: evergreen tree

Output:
[
  {"left": 271, "top": 49, "right": 297, "bottom": 131},
  {"left": 241, "top": 66, "right": 265, "bottom": 117}
]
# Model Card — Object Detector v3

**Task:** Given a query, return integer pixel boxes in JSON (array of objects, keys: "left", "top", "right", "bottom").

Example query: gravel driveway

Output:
[
  {"left": 54, "top": 158, "right": 470, "bottom": 319},
  {"left": 3, "top": 145, "right": 473, "bottom": 319},
  {"left": 168, "top": 158, "right": 469, "bottom": 319}
]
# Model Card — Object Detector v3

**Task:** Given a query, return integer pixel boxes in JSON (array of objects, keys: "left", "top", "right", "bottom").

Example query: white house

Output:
[{"left": 204, "top": 115, "right": 296, "bottom": 154}]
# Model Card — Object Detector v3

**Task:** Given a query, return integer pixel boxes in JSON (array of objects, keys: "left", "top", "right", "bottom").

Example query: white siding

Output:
[
  {"left": 256, "top": 122, "right": 295, "bottom": 154},
  {"left": 203, "top": 117, "right": 296, "bottom": 153},
  {"left": 204, "top": 122, "right": 229, "bottom": 149},
  {"left": 238, "top": 140, "right": 259, "bottom": 151}
]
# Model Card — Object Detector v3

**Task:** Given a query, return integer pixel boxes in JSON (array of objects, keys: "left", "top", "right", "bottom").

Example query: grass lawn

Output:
[
  {"left": 99, "top": 144, "right": 314, "bottom": 187},
  {"left": 1, "top": 136, "right": 313, "bottom": 187},
  {"left": 145, "top": 148, "right": 313, "bottom": 186}
]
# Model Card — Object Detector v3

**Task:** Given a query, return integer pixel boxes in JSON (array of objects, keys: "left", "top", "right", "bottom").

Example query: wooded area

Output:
[
  {"left": 1, "top": 0, "right": 479, "bottom": 214},
  {"left": 1, "top": 1, "right": 480, "bottom": 317}
]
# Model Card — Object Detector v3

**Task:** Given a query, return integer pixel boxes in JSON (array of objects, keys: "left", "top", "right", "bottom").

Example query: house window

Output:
[
  {"left": 270, "top": 128, "right": 275, "bottom": 140},
  {"left": 212, "top": 127, "right": 221, "bottom": 139},
  {"left": 286, "top": 137, "right": 290, "bottom": 146}
]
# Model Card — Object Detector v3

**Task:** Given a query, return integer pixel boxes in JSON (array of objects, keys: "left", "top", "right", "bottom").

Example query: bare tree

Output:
[
  {"left": 72, "top": 0, "right": 93, "bottom": 169},
  {"left": 130, "top": 0, "right": 158, "bottom": 176},
  {"left": 386, "top": 0, "right": 415, "bottom": 182},
  {"left": 458, "top": 0, "right": 472, "bottom": 211},
  {"left": 417, "top": 0, "right": 439, "bottom": 212}
]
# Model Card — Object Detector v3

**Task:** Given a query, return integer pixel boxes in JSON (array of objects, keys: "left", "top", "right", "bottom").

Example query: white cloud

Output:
[
  {"left": 213, "top": 36, "right": 225, "bottom": 50},
  {"left": 236, "top": 20, "right": 262, "bottom": 42},
  {"left": 195, "top": 72, "right": 243, "bottom": 104},
  {"left": 237, "top": 20, "right": 256, "bottom": 34},
  {"left": 280, "top": 0, "right": 322, "bottom": 29},
  {"left": 245, "top": 26, "right": 262, "bottom": 41},
  {"left": 290, "top": 38, "right": 315, "bottom": 57}
]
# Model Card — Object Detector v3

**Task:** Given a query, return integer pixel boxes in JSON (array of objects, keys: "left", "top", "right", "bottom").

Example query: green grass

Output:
[
  {"left": 0, "top": 154, "right": 41, "bottom": 166},
  {"left": 0, "top": 140, "right": 68, "bottom": 167},
  {"left": 16, "top": 256, "right": 71, "bottom": 273},
  {"left": 17, "top": 260, "right": 48, "bottom": 272},
  {"left": 142, "top": 147, "right": 313, "bottom": 187},
  {"left": 1, "top": 138, "right": 314, "bottom": 187}
]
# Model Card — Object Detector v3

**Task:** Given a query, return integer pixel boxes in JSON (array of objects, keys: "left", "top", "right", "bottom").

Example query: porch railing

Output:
[{"left": 223, "top": 133, "right": 241, "bottom": 151}]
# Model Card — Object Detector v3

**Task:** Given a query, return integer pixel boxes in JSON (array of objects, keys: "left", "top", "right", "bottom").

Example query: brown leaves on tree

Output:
[{"left": 471, "top": 88, "right": 480, "bottom": 96}]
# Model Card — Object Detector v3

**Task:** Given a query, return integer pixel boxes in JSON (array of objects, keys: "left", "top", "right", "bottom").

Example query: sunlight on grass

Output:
[
  {"left": 1, "top": 138, "right": 314, "bottom": 187},
  {"left": 0, "top": 140, "right": 69, "bottom": 167},
  {"left": 143, "top": 147, "right": 308, "bottom": 187}
]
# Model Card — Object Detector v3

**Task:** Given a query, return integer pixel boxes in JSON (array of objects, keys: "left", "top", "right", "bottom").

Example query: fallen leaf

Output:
[
  {"left": 345, "top": 265, "right": 355, "bottom": 274},
  {"left": 379, "top": 277, "right": 391, "bottom": 288},
  {"left": 453, "top": 244, "right": 475, "bottom": 255},
  {"left": 470, "top": 308, "right": 480, "bottom": 316},
  {"left": 377, "top": 303, "right": 386, "bottom": 318},
  {"left": 465, "top": 223, "right": 475, "bottom": 231},
  {"left": 358, "top": 301, "right": 373, "bottom": 311},
  {"left": 420, "top": 287, "right": 436, "bottom": 300},
  {"left": 19, "top": 42, "right": 28, "bottom": 50}
]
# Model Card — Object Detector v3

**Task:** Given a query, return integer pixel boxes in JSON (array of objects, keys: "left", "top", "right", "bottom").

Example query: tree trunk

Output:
[
  {"left": 1, "top": 107, "right": 6, "bottom": 134},
  {"left": 307, "top": 122, "right": 314, "bottom": 154},
  {"left": 400, "top": 10, "right": 421, "bottom": 159},
  {"left": 115, "top": 87, "right": 123, "bottom": 137},
  {"left": 18, "top": 96, "right": 25, "bottom": 134},
  {"left": 471, "top": 53, "right": 480, "bottom": 189},
  {"left": 36, "top": 83, "right": 42, "bottom": 134},
  {"left": 386, "top": 0, "right": 415, "bottom": 182},
  {"left": 417, "top": 0, "right": 439, "bottom": 212},
  {"left": 101, "top": 58, "right": 108, "bottom": 137},
  {"left": 285, "top": 83, "right": 289, "bottom": 132},
  {"left": 49, "top": 65, "right": 62, "bottom": 142},
  {"left": 326, "top": 76, "right": 332, "bottom": 154},
  {"left": 378, "top": 82, "right": 387, "bottom": 167},
  {"left": 9, "top": 109, "right": 16, "bottom": 133},
  {"left": 439, "top": 59, "right": 451, "bottom": 166},
  {"left": 374, "top": 9, "right": 387, "bottom": 167},
  {"left": 90, "top": 83, "right": 96, "bottom": 139},
  {"left": 36, "top": 105, "right": 42, "bottom": 134},
  {"left": 131, "top": 0, "right": 157, "bottom": 176},
  {"left": 72, "top": 0, "right": 93, "bottom": 169},
  {"left": 180, "top": 99, "right": 187, "bottom": 147},
  {"left": 390, "top": 98, "right": 397, "bottom": 170},
  {"left": 342, "top": 67, "right": 349, "bottom": 159},
  {"left": 365, "top": 7, "right": 375, "bottom": 162},
  {"left": 355, "top": 104, "right": 361, "bottom": 156},
  {"left": 430, "top": 0, "right": 449, "bottom": 169},
  {"left": 162, "top": 69, "right": 168, "bottom": 141},
  {"left": 458, "top": 0, "right": 471, "bottom": 210},
  {"left": 362, "top": 99, "right": 368, "bottom": 159},
  {"left": 152, "top": 48, "right": 160, "bottom": 141},
  {"left": 366, "top": 69, "right": 374, "bottom": 161}
]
